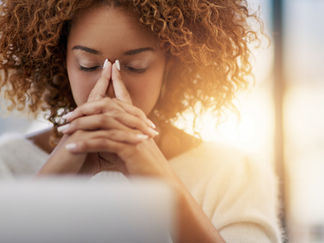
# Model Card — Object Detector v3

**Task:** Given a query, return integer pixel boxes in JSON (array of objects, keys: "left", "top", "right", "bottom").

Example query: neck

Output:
[{"left": 154, "top": 124, "right": 202, "bottom": 160}]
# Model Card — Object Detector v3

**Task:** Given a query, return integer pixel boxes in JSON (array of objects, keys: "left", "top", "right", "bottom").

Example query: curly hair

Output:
[{"left": 0, "top": 0, "right": 261, "bottom": 140}]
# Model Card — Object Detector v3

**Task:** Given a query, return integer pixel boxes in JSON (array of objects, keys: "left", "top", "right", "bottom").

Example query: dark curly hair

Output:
[{"left": 0, "top": 0, "right": 262, "bottom": 141}]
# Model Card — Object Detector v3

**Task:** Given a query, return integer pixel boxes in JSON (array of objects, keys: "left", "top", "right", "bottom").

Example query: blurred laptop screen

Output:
[{"left": 0, "top": 177, "right": 175, "bottom": 243}]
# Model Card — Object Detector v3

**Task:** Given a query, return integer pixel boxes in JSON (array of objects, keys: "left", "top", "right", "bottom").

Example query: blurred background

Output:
[{"left": 1, "top": 0, "right": 323, "bottom": 242}]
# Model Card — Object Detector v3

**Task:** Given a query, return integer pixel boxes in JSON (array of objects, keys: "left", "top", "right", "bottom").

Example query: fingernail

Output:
[
  {"left": 57, "top": 123, "right": 70, "bottom": 133},
  {"left": 103, "top": 58, "right": 109, "bottom": 69},
  {"left": 148, "top": 127, "right": 159, "bottom": 137},
  {"left": 115, "top": 60, "right": 121, "bottom": 71},
  {"left": 136, "top": 134, "right": 149, "bottom": 140},
  {"left": 65, "top": 143, "right": 77, "bottom": 151},
  {"left": 147, "top": 119, "right": 156, "bottom": 129},
  {"left": 62, "top": 112, "right": 73, "bottom": 120}
]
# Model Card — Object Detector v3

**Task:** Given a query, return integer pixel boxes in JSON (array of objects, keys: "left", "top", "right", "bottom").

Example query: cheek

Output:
[
  {"left": 67, "top": 68, "right": 99, "bottom": 106},
  {"left": 123, "top": 71, "right": 163, "bottom": 114}
]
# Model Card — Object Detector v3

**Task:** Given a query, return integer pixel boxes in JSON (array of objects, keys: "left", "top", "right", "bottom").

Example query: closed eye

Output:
[
  {"left": 124, "top": 65, "right": 147, "bottom": 73},
  {"left": 79, "top": 65, "right": 146, "bottom": 73},
  {"left": 79, "top": 65, "right": 101, "bottom": 72}
]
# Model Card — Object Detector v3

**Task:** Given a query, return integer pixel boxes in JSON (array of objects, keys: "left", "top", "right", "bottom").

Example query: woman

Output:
[{"left": 0, "top": 0, "right": 282, "bottom": 242}]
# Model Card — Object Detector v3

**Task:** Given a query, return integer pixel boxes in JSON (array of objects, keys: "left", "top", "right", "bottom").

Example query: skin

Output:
[
  {"left": 33, "top": 5, "right": 225, "bottom": 243},
  {"left": 66, "top": 5, "right": 166, "bottom": 114}
]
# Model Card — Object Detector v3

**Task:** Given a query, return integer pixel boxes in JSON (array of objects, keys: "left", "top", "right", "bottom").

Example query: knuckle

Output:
[
  {"left": 78, "top": 141, "right": 88, "bottom": 150},
  {"left": 135, "top": 120, "right": 146, "bottom": 130},
  {"left": 139, "top": 111, "right": 147, "bottom": 119},
  {"left": 99, "top": 115, "right": 109, "bottom": 124},
  {"left": 93, "top": 105, "right": 102, "bottom": 114},
  {"left": 102, "top": 139, "right": 111, "bottom": 148},
  {"left": 139, "top": 120, "right": 147, "bottom": 129},
  {"left": 98, "top": 98, "right": 114, "bottom": 112},
  {"left": 110, "top": 109, "right": 121, "bottom": 117},
  {"left": 132, "top": 106, "right": 145, "bottom": 118},
  {"left": 71, "top": 119, "right": 79, "bottom": 128},
  {"left": 106, "top": 130, "right": 117, "bottom": 138},
  {"left": 94, "top": 100, "right": 105, "bottom": 110},
  {"left": 138, "top": 110, "right": 147, "bottom": 119}
]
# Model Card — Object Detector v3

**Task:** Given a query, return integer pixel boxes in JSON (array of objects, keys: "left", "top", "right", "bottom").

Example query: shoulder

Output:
[
  {"left": 170, "top": 141, "right": 282, "bottom": 242},
  {"left": 25, "top": 127, "right": 55, "bottom": 154},
  {"left": 169, "top": 141, "right": 258, "bottom": 179},
  {"left": 0, "top": 131, "right": 49, "bottom": 177},
  {"left": 171, "top": 141, "right": 278, "bottom": 202},
  {"left": 0, "top": 132, "right": 28, "bottom": 152}
]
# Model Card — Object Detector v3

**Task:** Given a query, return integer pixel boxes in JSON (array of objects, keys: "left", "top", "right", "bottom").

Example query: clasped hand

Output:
[{"left": 42, "top": 59, "right": 175, "bottom": 180}]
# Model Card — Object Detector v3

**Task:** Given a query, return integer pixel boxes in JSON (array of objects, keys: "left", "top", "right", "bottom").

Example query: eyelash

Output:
[
  {"left": 124, "top": 66, "right": 147, "bottom": 73},
  {"left": 79, "top": 65, "right": 147, "bottom": 73},
  {"left": 79, "top": 65, "right": 100, "bottom": 72}
]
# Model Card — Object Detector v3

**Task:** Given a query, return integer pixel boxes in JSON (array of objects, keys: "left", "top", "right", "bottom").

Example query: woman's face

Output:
[{"left": 66, "top": 5, "right": 166, "bottom": 115}]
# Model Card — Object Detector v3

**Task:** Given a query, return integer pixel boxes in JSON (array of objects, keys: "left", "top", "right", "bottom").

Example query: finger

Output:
[
  {"left": 66, "top": 138, "right": 122, "bottom": 154},
  {"left": 63, "top": 97, "right": 123, "bottom": 122},
  {"left": 112, "top": 111, "right": 158, "bottom": 137},
  {"left": 63, "top": 96, "right": 154, "bottom": 130},
  {"left": 59, "top": 113, "right": 139, "bottom": 135},
  {"left": 65, "top": 131, "right": 148, "bottom": 153},
  {"left": 62, "top": 95, "right": 156, "bottom": 132},
  {"left": 113, "top": 98, "right": 156, "bottom": 129},
  {"left": 89, "top": 130, "right": 149, "bottom": 144},
  {"left": 59, "top": 112, "right": 158, "bottom": 137},
  {"left": 112, "top": 60, "right": 132, "bottom": 104},
  {"left": 88, "top": 59, "right": 111, "bottom": 102}
]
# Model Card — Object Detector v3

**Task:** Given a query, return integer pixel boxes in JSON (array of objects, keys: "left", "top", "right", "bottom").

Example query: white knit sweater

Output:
[{"left": 0, "top": 133, "right": 282, "bottom": 242}]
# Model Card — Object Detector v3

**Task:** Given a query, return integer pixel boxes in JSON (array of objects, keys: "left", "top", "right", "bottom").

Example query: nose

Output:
[{"left": 106, "top": 80, "right": 115, "bottom": 98}]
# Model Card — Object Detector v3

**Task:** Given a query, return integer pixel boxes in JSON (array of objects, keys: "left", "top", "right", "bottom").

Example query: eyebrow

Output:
[
  {"left": 72, "top": 45, "right": 100, "bottom": 55},
  {"left": 72, "top": 45, "right": 154, "bottom": 56},
  {"left": 124, "top": 47, "right": 154, "bottom": 55}
]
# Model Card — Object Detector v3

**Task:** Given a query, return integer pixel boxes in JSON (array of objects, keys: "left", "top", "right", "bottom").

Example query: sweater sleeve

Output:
[
  {"left": 170, "top": 142, "right": 282, "bottom": 243},
  {"left": 0, "top": 156, "right": 13, "bottom": 178},
  {"left": 220, "top": 223, "right": 274, "bottom": 243},
  {"left": 0, "top": 133, "right": 48, "bottom": 178},
  {"left": 201, "top": 152, "right": 282, "bottom": 242}
]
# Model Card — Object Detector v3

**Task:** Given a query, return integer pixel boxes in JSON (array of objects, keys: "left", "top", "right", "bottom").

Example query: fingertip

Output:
[
  {"left": 57, "top": 123, "right": 70, "bottom": 133},
  {"left": 101, "top": 59, "right": 112, "bottom": 78},
  {"left": 147, "top": 119, "right": 156, "bottom": 129},
  {"left": 103, "top": 58, "right": 109, "bottom": 69},
  {"left": 114, "top": 60, "right": 121, "bottom": 71},
  {"left": 65, "top": 143, "right": 78, "bottom": 152},
  {"left": 148, "top": 127, "right": 159, "bottom": 137},
  {"left": 62, "top": 111, "right": 74, "bottom": 122},
  {"left": 136, "top": 134, "right": 149, "bottom": 140}
]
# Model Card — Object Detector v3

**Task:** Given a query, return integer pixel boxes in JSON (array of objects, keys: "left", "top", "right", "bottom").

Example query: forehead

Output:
[{"left": 68, "top": 5, "right": 159, "bottom": 56}]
